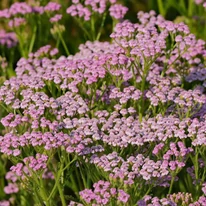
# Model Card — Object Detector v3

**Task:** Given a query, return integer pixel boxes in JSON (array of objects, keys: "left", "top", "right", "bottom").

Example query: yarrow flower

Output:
[
  {"left": 0, "top": 30, "right": 18, "bottom": 48},
  {"left": 4, "top": 183, "right": 19, "bottom": 194},
  {"left": 44, "top": 2, "right": 61, "bottom": 12},
  {"left": 194, "top": 0, "right": 206, "bottom": 6},
  {"left": 50, "top": 14, "right": 62, "bottom": 23},
  {"left": 0, "top": 7, "right": 205, "bottom": 206},
  {"left": 66, "top": 3, "right": 91, "bottom": 21},
  {"left": 109, "top": 4, "right": 128, "bottom": 19},
  {"left": 7, "top": 2, "right": 32, "bottom": 17},
  {"left": 0, "top": 200, "right": 10, "bottom": 206},
  {"left": 85, "top": 0, "right": 107, "bottom": 14},
  {"left": 8, "top": 17, "right": 26, "bottom": 28},
  {"left": 79, "top": 180, "right": 130, "bottom": 204},
  {"left": 67, "top": 0, "right": 129, "bottom": 25},
  {"left": 10, "top": 153, "right": 48, "bottom": 179}
]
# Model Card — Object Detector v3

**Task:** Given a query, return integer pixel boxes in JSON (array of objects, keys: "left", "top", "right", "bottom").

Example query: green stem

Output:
[
  {"left": 111, "top": 18, "right": 118, "bottom": 33},
  {"left": 157, "top": 0, "right": 166, "bottom": 17},
  {"left": 17, "top": 32, "right": 27, "bottom": 57},
  {"left": 78, "top": 162, "right": 87, "bottom": 188},
  {"left": 96, "top": 12, "right": 107, "bottom": 40},
  {"left": 47, "top": 179, "right": 57, "bottom": 201},
  {"left": 194, "top": 148, "right": 199, "bottom": 196},
  {"left": 28, "top": 170, "right": 50, "bottom": 206},
  {"left": 5, "top": 49, "right": 14, "bottom": 78},
  {"left": 179, "top": 0, "right": 186, "bottom": 14},
  {"left": 203, "top": 9, "right": 206, "bottom": 41},
  {"left": 168, "top": 175, "right": 175, "bottom": 194},
  {"left": 139, "top": 68, "right": 147, "bottom": 122},
  {"left": 56, "top": 36, "right": 60, "bottom": 48},
  {"left": 47, "top": 165, "right": 63, "bottom": 202},
  {"left": 47, "top": 157, "right": 77, "bottom": 201},
  {"left": 28, "top": 25, "right": 37, "bottom": 54},
  {"left": 57, "top": 181, "right": 66, "bottom": 206},
  {"left": 33, "top": 184, "right": 45, "bottom": 205},
  {"left": 194, "top": 148, "right": 199, "bottom": 180},
  {"left": 62, "top": 156, "right": 77, "bottom": 171},
  {"left": 39, "top": 177, "right": 50, "bottom": 206},
  {"left": 145, "top": 186, "right": 152, "bottom": 195},
  {"left": 91, "top": 15, "right": 96, "bottom": 41},
  {"left": 37, "top": 16, "right": 42, "bottom": 48},
  {"left": 188, "top": 0, "right": 194, "bottom": 17},
  {"left": 69, "top": 172, "right": 79, "bottom": 194},
  {"left": 74, "top": 166, "right": 82, "bottom": 190},
  {"left": 58, "top": 30, "right": 70, "bottom": 56},
  {"left": 0, "top": 103, "right": 10, "bottom": 113},
  {"left": 201, "top": 168, "right": 206, "bottom": 182},
  {"left": 75, "top": 18, "right": 92, "bottom": 40}
]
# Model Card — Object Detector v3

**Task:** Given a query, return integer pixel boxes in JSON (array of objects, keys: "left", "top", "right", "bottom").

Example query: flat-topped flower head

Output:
[
  {"left": 44, "top": 2, "right": 61, "bottom": 12},
  {"left": 50, "top": 14, "right": 62, "bottom": 23},
  {"left": 79, "top": 180, "right": 130, "bottom": 204},
  {"left": 109, "top": 4, "right": 128, "bottom": 20},
  {"left": 0, "top": 30, "right": 18, "bottom": 48},
  {"left": 8, "top": 2, "right": 32, "bottom": 17},
  {"left": 67, "top": 3, "right": 91, "bottom": 21}
]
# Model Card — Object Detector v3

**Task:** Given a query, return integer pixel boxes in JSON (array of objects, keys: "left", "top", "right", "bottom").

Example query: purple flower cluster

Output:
[
  {"left": 0, "top": 2, "right": 61, "bottom": 19},
  {"left": 10, "top": 153, "right": 48, "bottom": 176},
  {"left": 0, "top": 7, "right": 206, "bottom": 205},
  {"left": 146, "top": 82, "right": 206, "bottom": 117},
  {"left": 162, "top": 142, "right": 193, "bottom": 171},
  {"left": 194, "top": 0, "right": 206, "bottom": 7},
  {"left": 67, "top": 0, "right": 128, "bottom": 21},
  {"left": 85, "top": 0, "right": 106, "bottom": 14},
  {"left": 0, "top": 201, "right": 10, "bottom": 206},
  {"left": 8, "top": 17, "right": 26, "bottom": 28},
  {"left": 3, "top": 2, "right": 32, "bottom": 17},
  {"left": 186, "top": 158, "right": 205, "bottom": 185},
  {"left": 167, "top": 192, "right": 194, "bottom": 205},
  {"left": 66, "top": 3, "right": 91, "bottom": 21},
  {"left": 138, "top": 193, "right": 206, "bottom": 206},
  {"left": 109, "top": 86, "right": 142, "bottom": 104},
  {"left": 110, "top": 10, "right": 205, "bottom": 69},
  {"left": 79, "top": 180, "right": 130, "bottom": 204},
  {"left": 109, "top": 4, "right": 128, "bottom": 20},
  {"left": 0, "top": 30, "right": 18, "bottom": 48},
  {"left": 50, "top": 14, "right": 62, "bottom": 23},
  {"left": 0, "top": 56, "right": 8, "bottom": 70},
  {"left": 4, "top": 183, "right": 19, "bottom": 195},
  {"left": 90, "top": 151, "right": 171, "bottom": 187},
  {"left": 44, "top": 2, "right": 61, "bottom": 12},
  {"left": 137, "top": 195, "right": 174, "bottom": 206}
]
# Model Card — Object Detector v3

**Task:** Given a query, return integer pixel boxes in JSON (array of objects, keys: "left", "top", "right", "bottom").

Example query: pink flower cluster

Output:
[
  {"left": 10, "top": 153, "right": 48, "bottom": 176},
  {"left": 79, "top": 180, "right": 130, "bottom": 204},
  {"left": 0, "top": 2, "right": 61, "bottom": 19},
  {"left": 194, "top": 0, "right": 206, "bottom": 7},
  {"left": 67, "top": 0, "right": 128, "bottom": 21},
  {"left": 0, "top": 30, "right": 18, "bottom": 48},
  {"left": 0, "top": 8, "right": 206, "bottom": 205}
]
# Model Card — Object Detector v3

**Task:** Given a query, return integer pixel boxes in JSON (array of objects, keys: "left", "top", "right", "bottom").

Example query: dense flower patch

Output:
[{"left": 0, "top": 0, "right": 206, "bottom": 206}]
